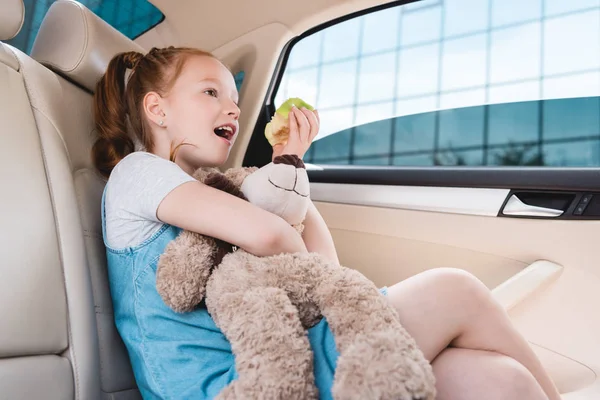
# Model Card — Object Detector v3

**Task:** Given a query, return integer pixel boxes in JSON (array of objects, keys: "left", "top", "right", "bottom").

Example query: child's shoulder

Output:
[
  {"left": 109, "top": 151, "right": 174, "bottom": 183},
  {"left": 114, "top": 151, "right": 163, "bottom": 171},
  {"left": 106, "top": 151, "right": 195, "bottom": 204}
]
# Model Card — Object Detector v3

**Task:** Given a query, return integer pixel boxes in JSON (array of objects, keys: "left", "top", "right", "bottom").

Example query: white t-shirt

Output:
[{"left": 104, "top": 151, "right": 196, "bottom": 249}]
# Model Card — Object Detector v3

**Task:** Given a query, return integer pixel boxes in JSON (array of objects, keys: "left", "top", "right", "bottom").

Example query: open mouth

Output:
[{"left": 214, "top": 124, "right": 236, "bottom": 142}]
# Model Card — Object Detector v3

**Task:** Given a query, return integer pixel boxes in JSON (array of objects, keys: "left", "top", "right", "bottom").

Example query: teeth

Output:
[{"left": 218, "top": 126, "right": 233, "bottom": 132}]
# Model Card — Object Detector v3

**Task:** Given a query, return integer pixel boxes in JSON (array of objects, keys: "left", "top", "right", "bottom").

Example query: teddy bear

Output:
[{"left": 155, "top": 154, "right": 436, "bottom": 400}]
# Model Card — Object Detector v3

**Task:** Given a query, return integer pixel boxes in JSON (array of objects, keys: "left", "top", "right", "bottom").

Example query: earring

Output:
[{"left": 159, "top": 120, "right": 164, "bottom": 126}]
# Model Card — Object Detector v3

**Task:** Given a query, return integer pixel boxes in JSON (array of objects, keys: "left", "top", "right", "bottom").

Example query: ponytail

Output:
[{"left": 92, "top": 51, "right": 143, "bottom": 178}]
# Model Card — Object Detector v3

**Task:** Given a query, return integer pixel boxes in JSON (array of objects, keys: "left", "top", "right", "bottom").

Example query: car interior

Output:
[{"left": 1, "top": 0, "right": 600, "bottom": 398}]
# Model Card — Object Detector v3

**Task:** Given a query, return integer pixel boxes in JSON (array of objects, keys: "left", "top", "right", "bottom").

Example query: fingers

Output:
[
  {"left": 288, "top": 108, "right": 299, "bottom": 143},
  {"left": 294, "top": 106, "right": 320, "bottom": 143},
  {"left": 279, "top": 105, "right": 320, "bottom": 160},
  {"left": 301, "top": 108, "right": 319, "bottom": 141},
  {"left": 292, "top": 106, "right": 310, "bottom": 142}
]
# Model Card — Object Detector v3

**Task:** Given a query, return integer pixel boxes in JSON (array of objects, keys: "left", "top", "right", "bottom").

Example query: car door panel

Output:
[{"left": 310, "top": 180, "right": 600, "bottom": 397}]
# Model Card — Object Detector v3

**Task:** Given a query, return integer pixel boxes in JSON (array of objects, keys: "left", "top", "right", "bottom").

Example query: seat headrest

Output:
[
  {"left": 30, "top": 0, "right": 145, "bottom": 92},
  {"left": 1, "top": 0, "right": 25, "bottom": 41}
]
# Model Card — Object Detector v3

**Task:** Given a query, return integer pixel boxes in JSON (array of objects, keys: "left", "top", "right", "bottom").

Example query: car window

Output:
[
  {"left": 234, "top": 71, "right": 245, "bottom": 92},
  {"left": 273, "top": 0, "right": 600, "bottom": 167},
  {"left": 6, "top": 0, "right": 164, "bottom": 54}
]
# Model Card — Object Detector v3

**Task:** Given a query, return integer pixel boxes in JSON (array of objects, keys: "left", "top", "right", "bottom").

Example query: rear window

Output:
[{"left": 7, "top": 0, "right": 164, "bottom": 54}]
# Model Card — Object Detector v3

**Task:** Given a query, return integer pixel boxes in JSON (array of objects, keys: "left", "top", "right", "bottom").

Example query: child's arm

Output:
[
  {"left": 157, "top": 180, "right": 307, "bottom": 257},
  {"left": 302, "top": 200, "right": 340, "bottom": 264}
]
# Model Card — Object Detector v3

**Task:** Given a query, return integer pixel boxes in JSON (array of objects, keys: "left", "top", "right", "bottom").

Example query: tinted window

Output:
[
  {"left": 7, "top": 0, "right": 164, "bottom": 54},
  {"left": 274, "top": 0, "right": 600, "bottom": 167}
]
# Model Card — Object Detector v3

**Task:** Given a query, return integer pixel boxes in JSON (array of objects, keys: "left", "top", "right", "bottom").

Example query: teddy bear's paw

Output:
[
  {"left": 216, "top": 374, "right": 319, "bottom": 400},
  {"left": 332, "top": 329, "right": 436, "bottom": 400},
  {"left": 267, "top": 162, "right": 310, "bottom": 198},
  {"left": 239, "top": 161, "right": 310, "bottom": 226}
]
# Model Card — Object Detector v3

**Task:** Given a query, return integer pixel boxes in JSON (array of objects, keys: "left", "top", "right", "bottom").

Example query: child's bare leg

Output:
[
  {"left": 433, "top": 348, "right": 547, "bottom": 400},
  {"left": 386, "top": 268, "right": 561, "bottom": 400}
]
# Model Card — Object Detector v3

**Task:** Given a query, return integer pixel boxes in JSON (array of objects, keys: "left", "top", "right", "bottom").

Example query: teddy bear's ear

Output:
[
  {"left": 205, "top": 173, "right": 247, "bottom": 200},
  {"left": 223, "top": 166, "right": 259, "bottom": 188},
  {"left": 192, "top": 167, "right": 219, "bottom": 182}
]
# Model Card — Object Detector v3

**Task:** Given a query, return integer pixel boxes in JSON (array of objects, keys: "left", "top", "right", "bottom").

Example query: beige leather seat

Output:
[{"left": 1, "top": 0, "right": 145, "bottom": 398}]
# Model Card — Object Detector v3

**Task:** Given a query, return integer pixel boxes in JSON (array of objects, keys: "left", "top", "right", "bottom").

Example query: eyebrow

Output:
[{"left": 199, "top": 78, "right": 222, "bottom": 86}]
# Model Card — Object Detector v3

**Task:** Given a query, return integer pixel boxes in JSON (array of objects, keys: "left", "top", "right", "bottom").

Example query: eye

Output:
[{"left": 204, "top": 88, "right": 218, "bottom": 98}]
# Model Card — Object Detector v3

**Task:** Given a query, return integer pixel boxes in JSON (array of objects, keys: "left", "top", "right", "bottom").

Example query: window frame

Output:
[
  {"left": 242, "top": 0, "right": 600, "bottom": 192},
  {"left": 243, "top": 0, "right": 415, "bottom": 168}
]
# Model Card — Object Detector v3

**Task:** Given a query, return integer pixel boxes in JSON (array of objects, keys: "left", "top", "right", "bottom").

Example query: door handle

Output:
[{"left": 503, "top": 194, "right": 563, "bottom": 217}]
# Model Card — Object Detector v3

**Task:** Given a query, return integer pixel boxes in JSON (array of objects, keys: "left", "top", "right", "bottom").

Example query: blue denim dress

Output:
[{"left": 101, "top": 189, "right": 387, "bottom": 399}]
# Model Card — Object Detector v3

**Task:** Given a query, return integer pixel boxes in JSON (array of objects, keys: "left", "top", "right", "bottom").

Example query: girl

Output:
[{"left": 93, "top": 46, "right": 561, "bottom": 400}]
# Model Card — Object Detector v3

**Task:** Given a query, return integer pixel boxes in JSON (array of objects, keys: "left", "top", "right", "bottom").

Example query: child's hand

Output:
[{"left": 272, "top": 106, "right": 319, "bottom": 161}]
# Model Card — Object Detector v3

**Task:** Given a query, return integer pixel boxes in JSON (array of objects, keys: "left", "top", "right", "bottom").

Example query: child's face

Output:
[{"left": 160, "top": 55, "right": 240, "bottom": 169}]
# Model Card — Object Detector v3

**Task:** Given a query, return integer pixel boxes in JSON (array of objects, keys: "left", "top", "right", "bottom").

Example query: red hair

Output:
[{"left": 92, "top": 46, "right": 216, "bottom": 178}]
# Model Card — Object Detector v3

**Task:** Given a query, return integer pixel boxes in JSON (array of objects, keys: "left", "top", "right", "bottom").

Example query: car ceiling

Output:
[{"left": 148, "top": 0, "right": 399, "bottom": 50}]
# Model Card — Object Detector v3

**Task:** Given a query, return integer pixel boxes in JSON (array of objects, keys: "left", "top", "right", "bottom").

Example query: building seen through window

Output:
[{"left": 275, "top": 0, "right": 600, "bottom": 167}]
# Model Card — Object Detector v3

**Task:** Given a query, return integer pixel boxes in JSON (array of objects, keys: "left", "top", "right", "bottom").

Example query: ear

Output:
[{"left": 143, "top": 91, "right": 167, "bottom": 128}]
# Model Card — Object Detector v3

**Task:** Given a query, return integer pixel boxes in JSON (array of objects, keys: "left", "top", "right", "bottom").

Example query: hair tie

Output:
[{"left": 124, "top": 52, "right": 143, "bottom": 72}]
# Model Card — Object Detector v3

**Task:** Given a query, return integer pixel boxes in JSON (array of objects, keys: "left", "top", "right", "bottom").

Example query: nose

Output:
[{"left": 225, "top": 99, "right": 240, "bottom": 120}]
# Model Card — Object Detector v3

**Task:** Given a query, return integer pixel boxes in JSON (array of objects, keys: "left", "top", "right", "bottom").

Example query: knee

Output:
[
  {"left": 429, "top": 268, "right": 489, "bottom": 298},
  {"left": 425, "top": 268, "right": 494, "bottom": 313}
]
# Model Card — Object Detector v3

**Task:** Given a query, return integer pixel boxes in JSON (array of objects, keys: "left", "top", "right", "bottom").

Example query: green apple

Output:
[{"left": 265, "top": 97, "right": 314, "bottom": 146}]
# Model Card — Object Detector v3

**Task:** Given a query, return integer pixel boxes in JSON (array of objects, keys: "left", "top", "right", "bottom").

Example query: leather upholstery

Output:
[
  {"left": 0, "top": 41, "right": 18, "bottom": 70},
  {"left": 0, "top": 0, "right": 141, "bottom": 398},
  {"left": 0, "top": 0, "right": 24, "bottom": 40},
  {"left": 0, "top": 356, "right": 74, "bottom": 399},
  {"left": 0, "top": 45, "right": 69, "bottom": 362},
  {"left": 31, "top": 0, "right": 145, "bottom": 92},
  {"left": 0, "top": 41, "right": 89, "bottom": 399}
]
